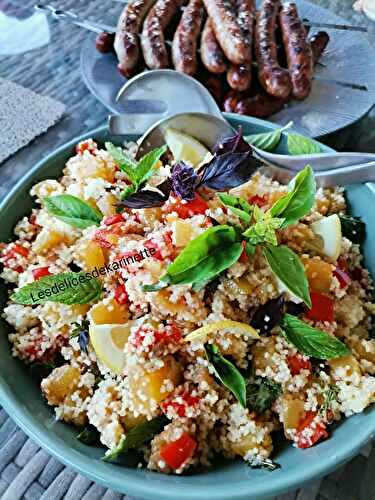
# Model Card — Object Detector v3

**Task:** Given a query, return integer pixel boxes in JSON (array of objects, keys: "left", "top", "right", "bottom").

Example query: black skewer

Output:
[{"left": 303, "top": 19, "right": 368, "bottom": 32}]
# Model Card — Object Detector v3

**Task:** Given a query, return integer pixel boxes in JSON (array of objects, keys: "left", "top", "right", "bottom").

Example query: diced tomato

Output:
[
  {"left": 161, "top": 391, "right": 200, "bottom": 417},
  {"left": 305, "top": 292, "right": 334, "bottom": 322},
  {"left": 93, "top": 229, "right": 113, "bottom": 249},
  {"left": 288, "top": 354, "right": 312, "bottom": 376},
  {"left": 75, "top": 139, "right": 97, "bottom": 155},
  {"left": 32, "top": 267, "right": 51, "bottom": 281},
  {"left": 144, "top": 239, "right": 163, "bottom": 260},
  {"left": 239, "top": 240, "right": 248, "bottom": 263},
  {"left": 297, "top": 411, "right": 329, "bottom": 449},
  {"left": 114, "top": 284, "right": 128, "bottom": 305},
  {"left": 11, "top": 244, "right": 29, "bottom": 258},
  {"left": 166, "top": 194, "right": 209, "bottom": 219},
  {"left": 249, "top": 194, "right": 268, "bottom": 207},
  {"left": 1, "top": 243, "right": 29, "bottom": 272},
  {"left": 154, "top": 323, "right": 182, "bottom": 344},
  {"left": 333, "top": 268, "right": 351, "bottom": 289},
  {"left": 160, "top": 433, "right": 197, "bottom": 469},
  {"left": 103, "top": 214, "right": 124, "bottom": 226}
]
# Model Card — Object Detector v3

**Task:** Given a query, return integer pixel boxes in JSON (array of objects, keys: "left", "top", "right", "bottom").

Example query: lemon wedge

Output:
[
  {"left": 164, "top": 128, "right": 210, "bottom": 167},
  {"left": 310, "top": 214, "right": 342, "bottom": 261},
  {"left": 185, "top": 320, "right": 259, "bottom": 343},
  {"left": 89, "top": 323, "right": 132, "bottom": 375}
]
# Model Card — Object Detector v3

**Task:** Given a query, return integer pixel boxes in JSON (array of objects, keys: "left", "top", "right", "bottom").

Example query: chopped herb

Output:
[
  {"left": 243, "top": 206, "right": 285, "bottom": 246},
  {"left": 339, "top": 215, "right": 366, "bottom": 244},
  {"left": 71, "top": 319, "right": 90, "bottom": 354},
  {"left": 205, "top": 343, "right": 246, "bottom": 408},
  {"left": 103, "top": 416, "right": 169, "bottom": 464},
  {"left": 218, "top": 193, "right": 253, "bottom": 223},
  {"left": 77, "top": 425, "right": 101, "bottom": 446},
  {"left": 246, "top": 377, "right": 282, "bottom": 413},
  {"left": 320, "top": 384, "right": 340, "bottom": 416}
]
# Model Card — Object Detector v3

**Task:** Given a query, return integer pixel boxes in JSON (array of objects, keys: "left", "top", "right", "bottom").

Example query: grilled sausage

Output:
[
  {"left": 96, "top": 32, "right": 115, "bottom": 53},
  {"left": 202, "top": 0, "right": 251, "bottom": 64},
  {"left": 255, "top": 0, "right": 292, "bottom": 99},
  {"left": 114, "top": 0, "right": 156, "bottom": 77},
  {"left": 226, "top": 0, "right": 255, "bottom": 91},
  {"left": 279, "top": 2, "right": 313, "bottom": 100},
  {"left": 310, "top": 31, "right": 330, "bottom": 63},
  {"left": 230, "top": 31, "right": 329, "bottom": 118},
  {"left": 200, "top": 18, "right": 227, "bottom": 74},
  {"left": 172, "top": 0, "right": 204, "bottom": 75},
  {"left": 141, "top": 0, "right": 186, "bottom": 70}
]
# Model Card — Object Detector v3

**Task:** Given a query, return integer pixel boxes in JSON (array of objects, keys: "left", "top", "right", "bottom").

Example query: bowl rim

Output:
[{"left": 0, "top": 119, "right": 374, "bottom": 500}]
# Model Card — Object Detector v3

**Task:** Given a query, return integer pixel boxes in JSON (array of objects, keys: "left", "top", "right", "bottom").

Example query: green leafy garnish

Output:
[
  {"left": 11, "top": 272, "right": 102, "bottom": 305},
  {"left": 218, "top": 193, "right": 253, "bottom": 223},
  {"left": 246, "top": 377, "right": 282, "bottom": 413},
  {"left": 269, "top": 165, "right": 316, "bottom": 227},
  {"left": 339, "top": 215, "right": 366, "bottom": 244},
  {"left": 43, "top": 195, "right": 102, "bottom": 229},
  {"left": 287, "top": 134, "right": 322, "bottom": 155},
  {"left": 105, "top": 142, "right": 167, "bottom": 200},
  {"left": 243, "top": 206, "right": 285, "bottom": 246},
  {"left": 245, "top": 122, "right": 293, "bottom": 152},
  {"left": 102, "top": 416, "right": 169, "bottom": 463},
  {"left": 263, "top": 245, "right": 311, "bottom": 307},
  {"left": 320, "top": 384, "right": 340, "bottom": 415},
  {"left": 205, "top": 343, "right": 246, "bottom": 408},
  {"left": 143, "top": 225, "right": 242, "bottom": 291},
  {"left": 77, "top": 425, "right": 101, "bottom": 446},
  {"left": 281, "top": 314, "right": 350, "bottom": 359}
]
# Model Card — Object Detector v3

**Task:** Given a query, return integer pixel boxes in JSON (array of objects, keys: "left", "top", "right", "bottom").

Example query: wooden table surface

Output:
[{"left": 0, "top": 1, "right": 374, "bottom": 499}]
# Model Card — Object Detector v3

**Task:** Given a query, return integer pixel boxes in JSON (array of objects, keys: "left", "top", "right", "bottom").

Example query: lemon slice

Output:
[
  {"left": 89, "top": 323, "right": 132, "bottom": 374},
  {"left": 164, "top": 128, "right": 210, "bottom": 167},
  {"left": 185, "top": 320, "right": 259, "bottom": 343}
]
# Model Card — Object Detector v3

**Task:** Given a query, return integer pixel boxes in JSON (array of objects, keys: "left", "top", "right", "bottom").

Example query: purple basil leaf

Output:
[
  {"left": 198, "top": 151, "right": 258, "bottom": 190},
  {"left": 117, "top": 179, "right": 171, "bottom": 209},
  {"left": 213, "top": 128, "right": 251, "bottom": 156},
  {"left": 250, "top": 295, "right": 285, "bottom": 335},
  {"left": 171, "top": 162, "right": 198, "bottom": 201}
]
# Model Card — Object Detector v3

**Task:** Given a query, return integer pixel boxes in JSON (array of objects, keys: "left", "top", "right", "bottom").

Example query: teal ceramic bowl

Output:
[{"left": 0, "top": 115, "right": 374, "bottom": 500}]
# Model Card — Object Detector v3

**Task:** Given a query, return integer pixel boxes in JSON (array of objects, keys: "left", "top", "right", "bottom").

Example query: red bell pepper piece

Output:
[
  {"left": 333, "top": 268, "right": 351, "bottom": 289},
  {"left": 166, "top": 194, "right": 209, "bottom": 219},
  {"left": 32, "top": 267, "right": 51, "bottom": 281},
  {"left": 287, "top": 355, "right": 312, "bottom": 376},
  {"left": 297, "top": 411, "right": 329, "bottom": 449},
  {"left": 161, "top": 391, "right": 200, "bottom": 417},
  {"left": 249, "top": 194, "right": 268, "bottom": 207},
  {"left": 114, "top": 284, "right": 128, "bottom": 305},
  {"left": 306, "top": 292, "right": 334, "bottom": 322},
  {"left": 160, "top": 433, "right": 197, "bottom": 469},
  {"left": 103, "top": 214, "right": 124, "bottom": 226}
]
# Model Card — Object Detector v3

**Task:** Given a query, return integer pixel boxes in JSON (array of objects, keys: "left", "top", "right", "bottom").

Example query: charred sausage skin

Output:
[
  {"left": 255, "top": 0, "right": 292, "bottom": 99},
  {"left": 279, "top": 2, "right": 313, "bottom": 100},
  {"left": 172, "top": 0, "right": 204, "bottom": 75},
  {"left": 200, "top": 18, "right": 227, "bottom": 74}
]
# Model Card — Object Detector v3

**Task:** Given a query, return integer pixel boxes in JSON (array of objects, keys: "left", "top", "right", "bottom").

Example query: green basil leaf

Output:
[
  {"left": 287, "top": 134, "right": 322, "bottom": 155},
  {"left": 77, "top": 425, "right": 101, "bottom": 446},
  {"left": 245, "top": 122, "right": 293, "bottom": 152},
  {"left": 11, "top": 272, "right": 102, "bottom": 305},
  {"left": 339, "top": 215, "right": 366, "bottom": 244},
  {"left": 134, "top": 145, "right": 167, "bottom": 185},
  {"left": 205, "top": 344, "right": 246, "bottom": 407},
  {"left": 281, "top": 314, "right": 350, "bottom": 359},
  {"left": 218, "top": 193, "right": 252, "bottom": 223},
  {"left": 43, "top": 195, "right": 102, "bottom": 229},
  {"left": 227, "top": 206, "right": 252, "bottom": 223},
  {"left": 103, "top": 416, "right": 169, "bottom": 463},
  {"left": 263, "top": 245, "right": 311, "bottom": 307},
  {"left": 105, "top": 142, "right": 138, "bottom": 185},
  {"left": 269, "top": 165, "right": 316, "bottom": 227},
  {"left": 246, "top": 377, "right": 282, "bottom": 413},
  {"left": 165, "top": 225, "right": 242, "bottom": 286}
]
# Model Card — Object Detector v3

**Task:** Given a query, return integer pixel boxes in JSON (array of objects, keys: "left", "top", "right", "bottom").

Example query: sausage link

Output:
[
  {"left": 114, "top": 0, "right": 156, "bottom": 77},
  {"left": 226, "top": 0, "right": 255, "bottom": 91},
  {"left": 141, "top": 0, "right": 186, "bottom": 70},
  {"left": 200, "top": 18, "right": 227, "bottom": 74},
  {"left": 172, "top": 0, "right": 204, "bottom": 75},
  {"left": 279, "top": 2, "right": 313, "bottom": 100},
  {"left": 310, "top": 31, "right": 330, "bottom": 63},
  {"left": 255, "top": 0, "right": 292, "bottom": 99},
  {"left": 202, "top": 0, "right": 251, "bottom": 64},
  {"left": 96, "top": 32, "right": 115, "bottom": 53}
]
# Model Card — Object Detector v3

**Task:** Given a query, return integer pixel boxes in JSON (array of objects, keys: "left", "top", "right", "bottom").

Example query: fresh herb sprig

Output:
[
  {"left": 71, "top": 319, "right": 90, "bottom": 353},
  {"left": 43, "top": 195, "right": 103, "bottom": 229},
  {"left": 105, "top": 142, "right": 168, "bottom": 203},
  {"left": 246, "top": 377, "right": 282, "bottom": 413},
  {"left": 245, "top": 122, "right": 293, "bottom": 152}
]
